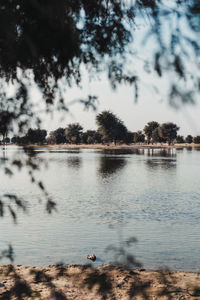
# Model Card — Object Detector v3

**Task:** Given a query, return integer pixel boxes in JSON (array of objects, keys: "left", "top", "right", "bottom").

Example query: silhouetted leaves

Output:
[
  {"left": 0, "top": 194, "right": 26, "bottom": 223},
  {"left": 0, "top": 245, "right": 14, "bottom": 262},
  {"left": 155, "top": 53, "right": 162, "bottom": 77},
  {"left": 46, "top": 199, "right": 57, "bottom": 214},
  {"left": 105, "top": 237, "right": 142, "bottom": 269}
]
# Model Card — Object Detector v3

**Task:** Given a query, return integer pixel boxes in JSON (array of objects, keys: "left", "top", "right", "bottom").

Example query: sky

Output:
[
  {"left": 40, "top": 8, "right": 200, "bottom": 137},
  {"left": 29, "top": 6, "right": 200, "bottom": 138},
  {"left": 40, "top": 71, "right": 200, "bottom": 137}
]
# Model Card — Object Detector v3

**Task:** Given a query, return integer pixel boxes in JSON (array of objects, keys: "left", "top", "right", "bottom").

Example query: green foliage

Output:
[
  {"left": 0, "top": 1, "right": 200, "bottom": 139},
  {"left": 124, "top": 131, "right": 134, "bottom": 144},
  {"left": 96, "top": 111, "right": 128, "bottom": 144},
  {"left": 185, "top": 135, "right": 193, "bottom": 144},
  {"left": 193, "top": 136, "right": 200, "bottom": 144},
  {"left": 152, "top": 127, "right": 166, "bottom": 143},
  {"left": 0, "top": 1, "right": 136, "bottom": 136},
  {"left": 133, "top": 131, "right": 145, "bottom": 143},
  {"left": 11, "top": 136, "right": 17, "bottom": 144},
  {"left": 65, "top": 123, "right": 83, "bottom": 144},
  {"left": 48, "top": 128, "right": 66, "bottom": 144},
  {"left": 0, "top": 3, "right": 200, "bottom": 296},
  {"left": 4, "top": 137, "right": 10, "bottom": 144},
  {"left": 0, "top": 112, "right": 9, "bottom": 141},
  {"left": 81, "top": 130, "right": 102, "bottom": 144},
  {"left": 176, "top": 135, "right": 185, "bottom": 144},
  {"left": 7, "top": 120, "right": 196, "bottom": 147},
  {"left": 46, "top": 134, "right": 56, "bottom": 145},
  {"left": 16, "top": 129, "right": 47, "bottom": 145},
  {"left": 159, "top": 123, "right": 180, "bottom": 145},
  {"left": 144, "top": 121, "right": 159, "bottom": 144},
  {"left": 26, "top": 129, "right": 47, "bottom": 144},
  {"left": 16, "top": 135, "right": 29, "bottom": 145}
]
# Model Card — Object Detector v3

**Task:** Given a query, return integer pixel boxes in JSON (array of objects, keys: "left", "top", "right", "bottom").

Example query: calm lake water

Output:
[{"left": 0, "top": 146, "right": 200, "bottom": 271}]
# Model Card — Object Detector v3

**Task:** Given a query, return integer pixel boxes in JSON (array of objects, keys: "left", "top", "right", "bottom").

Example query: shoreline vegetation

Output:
[
  {"left": 0, "top": 264, "right": 200, "bottom": 299},
  {"left": 2, "top": 113, "right": 200, "bottom": 148}
]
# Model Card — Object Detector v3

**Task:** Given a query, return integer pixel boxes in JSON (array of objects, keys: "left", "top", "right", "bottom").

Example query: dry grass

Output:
[{"left": 26, "top": 143, "right": 200, "bottom": 150}]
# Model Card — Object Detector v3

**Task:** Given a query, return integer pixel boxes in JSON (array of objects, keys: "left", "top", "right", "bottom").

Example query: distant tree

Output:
[
  {"left": 26, "top": 129, "right": 35, "bottom": 144},
  {"left": 65, "top": 123, "right": 83, "bottom": 144},
  {"left": 96, "top": 111, "right": 128, "bottom": 144},
  {"left": 0, "top": 120, "right": 8, "bottom": 145},
  {"left": 15, "top": 129, "right": 47, "bottom": 145},
  {"left": 93, "top": 131, "right": 102, "bottom": 144},
  {"left": 185, "top": 135, "right": 193, "bottom": 144},
  {"left": 193, "top": 136, "right": 200, "bottom": 144},
  {"left": 159, "top": 123, "right": 179, "bottom": 145},
  {"left": 81, "top": 132, "right": 88, "bottom": 144},
  {"left": 5, "top": 137, "right": 10, "bottom": 144},
  {"left": 124, "top": 131, "right": 134, "bottom": 144},
  {"left": 133, "top": 131, "right": 145, "bottom": 143},
  {"left": 87, "top": 135, "right": 94, "bottom": 145},
  {"left": 26, "top": 128, "right": 47, "bottom": 144},
  {"left": 48, "top": 128, "right": 66, "bottom": 144},
  {"left": 144, "top": 121, "right": 159, "bottom": 144},
  {"left": 114, "top": 122, "right": 129, "bottom": 144},
  {"left": 176, "top": 135, "right": 185, "bottom": 144},
  {"left": 82, "top": 130, "right": 102, "bottom": 144},
  {"left": 16, "top": 135, "right": 29, "bottom": 145},
  {"left": 152, "top": 127, "right": 166, "bottom": 143},
  {"left": 82, "top": 130, "right": 94, "bottom": 144},
  {"left": 11, "top": 137, "right": 17, "bottom": 144},
  {"left": 46, "top": 135, "right": 56, "bottom": 145}
]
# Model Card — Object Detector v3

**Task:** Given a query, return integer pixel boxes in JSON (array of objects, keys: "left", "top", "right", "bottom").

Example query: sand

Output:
[
  {"left": 0, "top": 264, "right": 200, "bottom": 299},
  {"left": 21, "top": 143, "right": 200, "bottom": 150}
]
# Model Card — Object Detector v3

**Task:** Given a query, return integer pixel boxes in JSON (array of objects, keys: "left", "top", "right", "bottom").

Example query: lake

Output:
[{"left": 0, "top": 146, "right": 200, "bottom": 271}]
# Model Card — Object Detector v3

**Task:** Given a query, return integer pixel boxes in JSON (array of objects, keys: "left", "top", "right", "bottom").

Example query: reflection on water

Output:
[
  {"left": 67, "top": 157, "right": 82, "bottom": 169},
  {"left": 141, "top": 149, "right": 177, "bottom": 170},
  {"left": 97, "top": 156, "right": 126, "bottom": 177},
  {"left": 48, "top": 149, "right": 81, "bottom": 154},
  {"left": 145, "top": 159, "right": 176, "bottom": 169},
  {"left": 102, "top": 148, "right": 144, "bottom": 155},
  {"left": 0, "top": 147, "right": 8, "bottom": 161},
  {"left": 146, "top": 148, "right": 176, "bottom": 157}
]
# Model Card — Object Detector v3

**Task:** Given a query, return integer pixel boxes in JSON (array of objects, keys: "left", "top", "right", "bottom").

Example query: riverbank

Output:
[
  {"left": 0, "top": 264, "right": 200, "bottom": 299},
  {"left": 24, "top": 143, "right": 200, "bottom": 150}
]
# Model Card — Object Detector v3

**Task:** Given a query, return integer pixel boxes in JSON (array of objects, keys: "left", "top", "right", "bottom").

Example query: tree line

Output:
[{"left": 1, "top": 111, "right": 200, "bottom": 146}]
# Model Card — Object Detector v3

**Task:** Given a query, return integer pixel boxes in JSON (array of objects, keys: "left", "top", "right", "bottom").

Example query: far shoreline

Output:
[{"left": 20, "top": 142, "right": 200, "bottom": 150}]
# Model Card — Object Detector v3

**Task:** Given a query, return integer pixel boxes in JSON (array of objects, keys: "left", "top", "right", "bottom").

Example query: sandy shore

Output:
[
  {"left": 25, "top": 143, "right": 200, "bottom": 150},
  {"left": 0, "top": 264, "right": 200, "bottom": 299}
]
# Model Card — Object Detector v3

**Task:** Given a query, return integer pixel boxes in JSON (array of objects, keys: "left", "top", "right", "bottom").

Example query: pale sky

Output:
[
  {"left": 39, "top": 71, "right": 200, "bottom": 137},
  {"left": 29, "top": 11, "right": 200, "bottom": 138}
]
